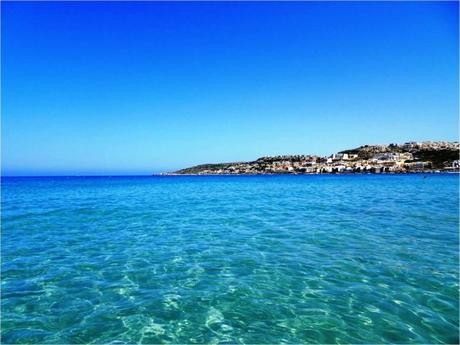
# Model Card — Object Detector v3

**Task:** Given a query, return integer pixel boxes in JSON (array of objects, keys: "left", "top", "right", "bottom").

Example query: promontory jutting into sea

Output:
[{"left": 168, "top": 141, "right": 459, "bottom": 175}]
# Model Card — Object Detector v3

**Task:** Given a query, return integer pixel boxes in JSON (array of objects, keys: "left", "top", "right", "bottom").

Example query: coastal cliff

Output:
[{"left": 169, "top": 141, "right": 459, "bottom": 175}]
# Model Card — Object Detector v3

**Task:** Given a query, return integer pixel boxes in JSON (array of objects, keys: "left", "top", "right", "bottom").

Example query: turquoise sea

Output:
[{"left": 1, "top": 175, "right": 459, "bottom": 344}]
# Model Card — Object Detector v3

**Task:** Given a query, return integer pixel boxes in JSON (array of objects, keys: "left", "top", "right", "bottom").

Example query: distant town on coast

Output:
[{"left": 166, "top": 141, "right": 460, "bottom": 175}]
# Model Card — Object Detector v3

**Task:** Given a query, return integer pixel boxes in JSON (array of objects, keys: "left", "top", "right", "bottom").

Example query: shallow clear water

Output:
[{"left": 1, "top": 175, "right": 459, "bottom": 344}]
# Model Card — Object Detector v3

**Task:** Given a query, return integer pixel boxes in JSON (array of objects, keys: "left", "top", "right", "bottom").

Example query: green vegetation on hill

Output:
[
  {"left": 413, "top": 149, "right": 459, "bottom": 169},
  {"left": 174, "top": 162, "right": 237, "bottom": 174}
]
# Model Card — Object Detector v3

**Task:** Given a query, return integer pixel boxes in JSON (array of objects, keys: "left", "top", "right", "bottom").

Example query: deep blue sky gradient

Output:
[{"left": 2, "top": 1, "right": 459, "bottom": 175}]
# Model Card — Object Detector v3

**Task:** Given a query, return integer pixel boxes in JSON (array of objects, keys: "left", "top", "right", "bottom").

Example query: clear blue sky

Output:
[{"left": 2, "top": 1, "right": 458, "bottom": 175}]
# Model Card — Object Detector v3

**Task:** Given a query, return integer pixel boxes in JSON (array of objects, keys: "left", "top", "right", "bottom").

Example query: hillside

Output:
[{"left": 169, "top": 141, "right": 459, "bottom": 175}]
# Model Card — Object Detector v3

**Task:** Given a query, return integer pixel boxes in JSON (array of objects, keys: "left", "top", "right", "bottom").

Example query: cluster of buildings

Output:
[
  {"left": 399, "top": 141, "right": 457, "bottom": 151},
  {"left": 173, "top": 141, "right": 460, "bottom": 175},
  {"left": 193, "top": 153, "right": 415, "bottom": 174}
]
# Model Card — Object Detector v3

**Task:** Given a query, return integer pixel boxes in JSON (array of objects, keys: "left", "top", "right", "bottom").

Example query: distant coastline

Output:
[{"left": 164, "top": 141, "right": 460, "bottom": 175}]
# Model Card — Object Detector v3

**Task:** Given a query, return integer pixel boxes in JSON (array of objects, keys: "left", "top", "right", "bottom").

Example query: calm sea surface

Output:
[{"left": 1, "top": 175, "right": 459, "bottom": 344}]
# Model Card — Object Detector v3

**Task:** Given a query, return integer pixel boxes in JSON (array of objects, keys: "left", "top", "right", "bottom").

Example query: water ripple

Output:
[{"left": 1, "top": 175, "right": 459, "bottom": 344}]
